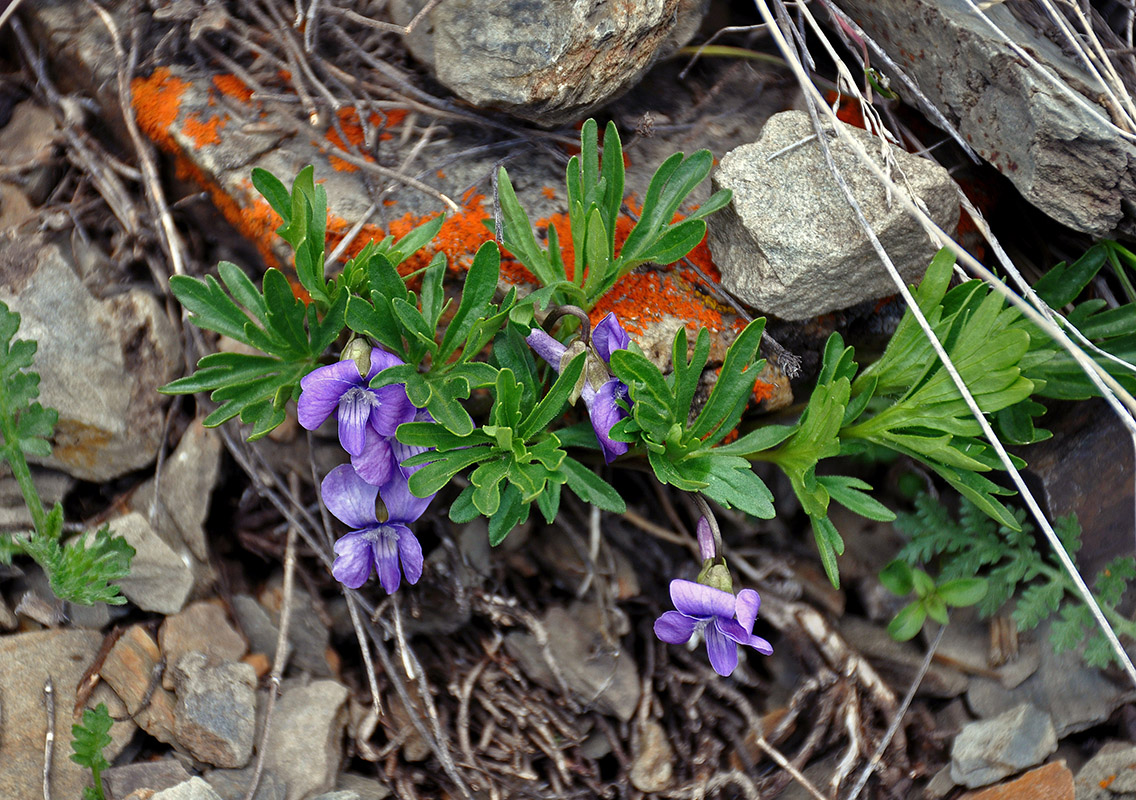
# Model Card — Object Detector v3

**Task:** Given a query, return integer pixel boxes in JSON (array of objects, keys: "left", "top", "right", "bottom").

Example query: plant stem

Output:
[{"left": 0, "top": 393, "right": 47, "bottom": 535}]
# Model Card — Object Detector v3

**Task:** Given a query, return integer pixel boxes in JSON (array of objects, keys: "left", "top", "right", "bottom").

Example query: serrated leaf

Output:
[
  {"left": 816, "top": 474, "right": 895, "bottom": 521},
  {"left": 488, "top": 484, "right": 528, "bottom": 546}
]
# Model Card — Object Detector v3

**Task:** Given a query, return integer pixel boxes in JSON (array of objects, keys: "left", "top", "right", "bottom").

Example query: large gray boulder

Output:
[
  {"left": 708, "top": 111, "right": 958, "bottom": 320},
  {"left": 393, "top": 0, "right": 706, "bottom": 125},
  {"left": 834, "top": 0, "right": 1136, "bottom": 236}
]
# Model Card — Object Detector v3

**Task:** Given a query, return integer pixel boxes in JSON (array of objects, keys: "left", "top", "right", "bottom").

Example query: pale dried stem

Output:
[{"left": 42, "top": 678, "right": 54, "bottom": 800}]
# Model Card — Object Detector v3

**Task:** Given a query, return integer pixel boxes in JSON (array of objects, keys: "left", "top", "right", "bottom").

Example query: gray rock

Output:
[
  {"left": 394, "top": 0, "right": 705, "bottom": 125},
  {"left": 204, "top": 765, "right": 287, "bottom": 800},
  {"left": 708, "top": 111, "right": 959, "bottom": 320},
  {"left": 171, "top": 652, "right": 258, "bottom": 768},
  {"left": 131, "top": 420, "right": 223, "bottom": 565},
  {"left": 103, "top": 760, "right": 193, "bottom": 800},
  {"left": 950, "top": 703, "right": 1057, "bottom": 788},
  {"left": 630, "top": 718, "right": 674, "bottom": 792},
  {"left": 234, "top": 584, "right": 332, "bottom": 676},
  {"left": 1075, "top": 742, "right": 1136, "bottom": 800},
  {"left": 966, "top": 621, "right": 1135, "bottom": 737},
  {"left": 263, "top": 680, "right": 350, "bottom": 800},
  {"left": 160, "top": 601, "right": 249, "bottom": 685},
  {"left": 107, "top": 511, "right": 195, "bottom": 614},
  {"left": 834, "top": 0, "right": 1136, "bottom": 236},
  {"left": 505, "top": 603, "right": 640, "bottom": 722},
  {"left": 310, "top": 793, "right": 360, "bottom": 800},
  {"left": 0, "top": 595, "right": 16, "bottom": 631},
  {"left": 930, "top": 607, "right": 1040, "bottom": 691},
  {"left": 0, "top": 629, "right": 135, "bottom": 800},
  {"left": 335, "top": 773, "right": 392, "bottom": 800},
  {"left": 153, "top": 777, "right": 225, "bottom": 800},
  {"left": 0, "top": 232, "right": 181, "bottom": 482}
]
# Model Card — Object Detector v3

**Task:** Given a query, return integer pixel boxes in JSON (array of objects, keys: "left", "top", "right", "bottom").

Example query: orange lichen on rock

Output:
[
  {"left": 541, "top": 186, "right": 556, "bottom": 200},
  {"left": 183, "top": 112, "right": 226, "bottom": 147},
  {"left": 212, "top": 74, "right": 254, "bottom": 103},
  {"left": 326, "top": 107, "right": 409, "bottom": 152},
  {"left": 131, "top": 67, "right": 189, "bottom": 152}
]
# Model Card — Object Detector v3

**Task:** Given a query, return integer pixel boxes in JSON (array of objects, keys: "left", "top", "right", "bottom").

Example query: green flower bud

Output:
[{"left": 341, "top": 337, "right": 372, "bottom": 380}]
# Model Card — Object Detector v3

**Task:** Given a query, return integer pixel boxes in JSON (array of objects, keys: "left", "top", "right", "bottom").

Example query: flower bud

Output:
[
  {"left": 341, "top": 337, "right": 373, "bottom": 380},
  {"left": 696, "top": 517, "right": 715, "bottom": 560}
]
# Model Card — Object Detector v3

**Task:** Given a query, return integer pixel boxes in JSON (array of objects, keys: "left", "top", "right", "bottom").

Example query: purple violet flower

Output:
[
  {"left": 298, "top": 348, "right": 415, "bottom": 458},
  {"left": 322, "top": 464, "right": 434, "bottom": 592},
  {"left": 352, "top": 406, "right": 435, "bottom": 486},
  {"left": 654, "top": 579, "right": 773, "bottom": 676},
  {"left": 526, "top": 311, "right": 631, "bottom": 464}
]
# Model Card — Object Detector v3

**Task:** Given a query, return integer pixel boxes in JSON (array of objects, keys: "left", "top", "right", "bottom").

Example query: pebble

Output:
[
  {"left": 204, "top": 765, "right": 288, "bottom": 800},
  {"left": 159, "top": 600, "right": 249, "bottom": 686},
  {"left": 103, "top": 760, "right": 192, "bottom": 800},
  {"left": 153, "top": 777, "right": 225, "bottom": 800},
  {"left": 100, "top": 624, "right": 179, "bottom": 745},
  {"left": 630, "top": 718, "right": 674, "bottom": 792},
  {"left": 951, "top": 703, "right": 1057, "bottom": 788},
  {"left": 262, "top": 679, "right": 350, "bottom": 800},
  {"left": 708, "top": 110, "right": 958, "bottom": 321},
  {"left": 170, "top": 652, "right": 258, "bottom": 768},
  {"left": 106, "top": 511, "right": 195, "bottom": 614}
]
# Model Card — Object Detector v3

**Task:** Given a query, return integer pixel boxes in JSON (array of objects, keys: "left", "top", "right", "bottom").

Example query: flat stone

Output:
[
  {"left": 933, "top": 608, "right": 1040, "bottom": 690},
  {"left": 107, "top": 511, "right": 195, "bottom": 614},
  {"left": 0, "top": 231, "right": 181, "bottom": 481},
  {"left": 170, "top": 652, "right": 258, "bottom": 768},
  {"left": 395, "top": 0, "right": 703, "bottom": 125},
  {"left": 131, "top": 420, "right": 223, "bottom": 565},
  {"left": 255, "top": 582, "right": 332, "bottom": 676},
  {"left": 966, "top": 621, "right": 1135, "bottom": 737},
  {"left": 1074, "top": 742, "right": 1136, "bottom": 800},
  {"left": 0, "top": 595, "right": 16, "bottom": 631},
  {"left": 958, "top": 761, "right": 1073, "bottom": 800},
  {"left": 100, "top": 624, "right": 179, "bottom": 745},
  {"left": 709, "top": 110, "right": 959, "bottom": 320},
  {"left": 835, "top": 0, "right": 1136, "bottom": 236},
  {"left": 630, "top": 718, "right": 674, "bottom": 792},
  {"left": 262, "top": 680, "right": 350, "bottom": 800},
  {"left": 103, "top": 760, "right": 193, "bottom": 800},
  {"left": 0, "top": 629, "right": 135, "bottom": 800},
  {"left": 153, "top": 777, "right": 225, "bottom": 800},
  {"left": 159, "top": 600, "right": 248, "bottom": 684},
  {"left": 505, "top": 603, "right": 640, "bottom": 722},
  {"left": 204, "top": 765, "right": 287, "bottom": 800},
  {"left": 335, "top": 773, "right": 392, "bottom": 800},
  {"left": 951, "top": 703, "right": 1057, "bottom": 788}
]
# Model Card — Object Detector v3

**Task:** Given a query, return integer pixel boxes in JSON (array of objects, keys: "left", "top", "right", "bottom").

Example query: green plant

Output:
[
  {"left": 496, "top": 119, "right": 732, "bottom": 311},
  {"left": 879, "top": 558, "right": 987, "bottom": 640},
  {"left": 0, "top": 302, "right": 133, "bottom": 605},
  {"left": 71, "top": 703, "right": 113, "bottom": 800},
  {"left": 893, "top": 493, "right": 1136, "bottom": 667}
]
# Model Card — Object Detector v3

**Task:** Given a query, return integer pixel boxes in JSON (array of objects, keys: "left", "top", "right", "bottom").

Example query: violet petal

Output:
[
  {"left": 374, "top": 528, "right": 402, "bottom": 593},
  {"left": 395, "top": 524, "right": 424, "bottom": 585},
  {"left": 368, "top": 384, "right": 416, "bottom": 436},
  {"left": 734, "top": 589, "right": 761, "bottom": 633},
  {"left": 380, "top": 472, "right": 434, "bottom": 524},
  {"left": 526, "top": 328, "right": 567, "bottom": 370},
  {"left": 337, "top": 387, "right": 375, "bottom": 456},
  {"left": 653, "top": 611, "right": 698, "bottom": 644},
  {"left": 297, "top": 360, "right": 364, "bottom": 431},
  {"left": 592, "top": 312, "right": 630, "bottom": 363},
  {"left": 705, "top": 624, "right": 739, "bottom": 677},
  {"left": 351, "top": 428, "right": 395, "bottom": 487},
  {"left": 586, "top": 379, "right": 630, "bottom": 463},
  {"left": 331, "top": 531, "right": 374, "bottom": 589},
  {"left": 321, "top": 464, "right": 379, "bottom": 529},
  {"left": 669, "top": 579, "right": 735, "bottom": 620}
]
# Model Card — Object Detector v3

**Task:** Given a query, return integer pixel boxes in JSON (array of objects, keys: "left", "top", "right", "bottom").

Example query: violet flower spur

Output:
[
  {"left": 526, "top": 311, "right": 631, "bottom": 463},
  {"left": 297, "top": 347, "right": 415, "bottom": 459},
  {"left": 653, "top": 579, "right": 773, "bottom": 676},
  {"left": 322, "top": 464, "right": 434, "bottom": 592},
  {"left": 352, "top": 406, "right": 435, "bottom": 486}
]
